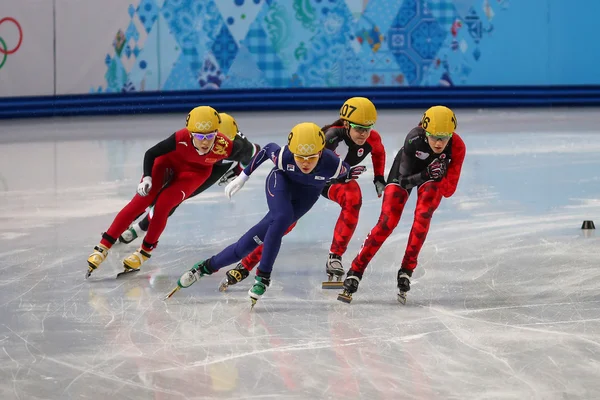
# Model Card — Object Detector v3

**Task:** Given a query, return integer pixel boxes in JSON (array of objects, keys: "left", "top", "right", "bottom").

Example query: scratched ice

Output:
[{"left": 1, "top": 109, "right": 600, "bottom": 399}]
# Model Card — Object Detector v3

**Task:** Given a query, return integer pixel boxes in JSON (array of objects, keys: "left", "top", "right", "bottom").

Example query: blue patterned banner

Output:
[{"left": 96, "top": 0, "right": 511, "bottom": 93}]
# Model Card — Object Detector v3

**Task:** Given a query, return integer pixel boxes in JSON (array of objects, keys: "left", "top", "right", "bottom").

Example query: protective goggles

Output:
[
  {"left": 293, "top": 153, "right": 320, "bottom": 162},
  {"left": 192, "top": 131, "right": 217, "bottom": 141},
  {"left": 349, "top": 122, "right": 374, "bottom": 133},
  {"left": 425, "top": 131, "right": 453, "bottom": 141}
]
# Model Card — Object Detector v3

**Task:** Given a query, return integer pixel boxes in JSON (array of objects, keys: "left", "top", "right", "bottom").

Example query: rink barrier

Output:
[{"left": 1, "top": 86, "right": 600, "bottom": 119}]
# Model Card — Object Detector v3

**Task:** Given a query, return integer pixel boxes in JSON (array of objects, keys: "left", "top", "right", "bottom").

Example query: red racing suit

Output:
[
  {"left": 350, "top": 127, "right": 466, "bottom": 276},
  {"left": 100, "top": 128, "right": 253, "bottom": 252}
]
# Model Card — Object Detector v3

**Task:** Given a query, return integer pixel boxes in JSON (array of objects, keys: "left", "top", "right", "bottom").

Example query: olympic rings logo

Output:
[
  {"left": 194, "top": 121, "right": 214, "bottom": 131},
  {"left": 0, "top": 17, "right": 23, "bottom": 70},
  {"left": 296, "top": 143, "right": 316, "bottom": 155}
]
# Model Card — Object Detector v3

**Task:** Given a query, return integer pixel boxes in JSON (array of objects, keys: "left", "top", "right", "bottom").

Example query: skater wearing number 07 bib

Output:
[{"left": 339, "top": 105, "right": 466, "bottom": 304}]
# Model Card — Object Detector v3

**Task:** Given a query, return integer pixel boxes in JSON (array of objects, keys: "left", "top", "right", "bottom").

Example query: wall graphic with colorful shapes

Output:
[{"left": 95, "top": 0, "right": 515, "bottom": 93}]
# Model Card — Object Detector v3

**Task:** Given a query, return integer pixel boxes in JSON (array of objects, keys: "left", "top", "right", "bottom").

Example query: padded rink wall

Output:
[{"left": 0, "top": 0, "right": 599, "bottom": 118}]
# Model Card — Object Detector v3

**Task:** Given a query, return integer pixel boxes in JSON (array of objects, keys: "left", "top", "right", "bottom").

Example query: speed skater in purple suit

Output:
[
  {"left": 338, "top": 105, "right": 467, "bottom": 304},
  {"left": 219, "top": 97, "right": 386, "bottom": 291},
  {"left": 165, "top": 122, "right": 364, "bottom": 307}
]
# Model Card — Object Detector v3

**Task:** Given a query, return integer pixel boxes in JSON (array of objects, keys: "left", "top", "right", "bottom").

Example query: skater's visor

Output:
[
  {"left": 349, "top": 122, "right": 373, "bottom": 134},
  {"left": 293, "top": 153, "right": 320, "bottom": 162},
  {"left": 425, "top": 131, "right": 453, "bottom": 141},
  {"left": 192, "top": 131, "right": 217, "bottom": 141}
]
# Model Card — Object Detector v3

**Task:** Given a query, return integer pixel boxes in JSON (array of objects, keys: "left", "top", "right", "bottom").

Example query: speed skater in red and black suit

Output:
[{"left": 338, "top": 105, "right": 466, "bottom": 304}]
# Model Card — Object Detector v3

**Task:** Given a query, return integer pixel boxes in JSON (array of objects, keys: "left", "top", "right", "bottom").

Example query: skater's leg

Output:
[
  {"left": 401, "top": 181, "right": 443, "bottom": 272},
  {"left": 326, "top": 180, "right": 362, "bottom": 257},
  {"left": 208, "top": 213, "right": 275, "bottom": 269},
  {"left": 101, "top": 192, "right": 157, "bottom": 249},
  {"left": 179, "top": 171, "right": 294, "bottom": 290},
  {"left": 87, "top": 165, "right": 170, "bottom": 276},
  {"left": 141, "top": 171, "right": 211, "bottom": 252},
  {"left": 121, "top": 171, "right": 211, "bottom": 271},
  {"left": 220, "top": 219, "right": 296, "bottom": 292},
  {"left": 240, "top": 221, "right": 297, "bottom": 271},
  {"left": 395, "top": 182, "right": 442, "bottom": 303},
  {"left": 350, "top": 184, "right": 409, "bottom": 275},
  {"left": 137, "top": 214, "right": 151, "bottom": 231},
  {"left": 118, "top": 165, "right": 175, "bottom": 243}
]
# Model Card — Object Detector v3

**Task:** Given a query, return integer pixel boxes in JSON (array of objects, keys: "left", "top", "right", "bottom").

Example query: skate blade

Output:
[
  {"left": 397, "top": 292, "right": 407, "bottom": 305},
  {"left": 163, "top": 286, "right": 180, "bottom": 300},
  {"left": 337, "top": 293, "right": 353, "bottom": 303},
  {"left": 250, "top": 297, "right": 258, "bottom": 309},
  {"left": 116, "top": 268, "right": 139, "bottom": 278},
  {"left": 218, "top": 278, "right": 230, "bottom": 292},
  {"left": 85, "top": 262, "right": 96, "bottom": 279},
  {"left": 322, "top": 281, "right": 344, "bottom": 289}
]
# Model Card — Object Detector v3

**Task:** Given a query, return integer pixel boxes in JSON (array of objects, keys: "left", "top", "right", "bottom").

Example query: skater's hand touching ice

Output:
[
  {"left": 137, "top": 176, "right": 152, "bottom": 196},
  {"left": 224, "top": 171, "right": 249, "bottom": 199}
]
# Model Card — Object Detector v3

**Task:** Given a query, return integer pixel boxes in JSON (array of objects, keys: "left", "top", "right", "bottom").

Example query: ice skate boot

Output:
[
  {"left": 86, "top": 244, "right": 109, "bottom": 278},
  {"left": 164, "top": 259, "right": 213, "bottom": 300},
  {"left": 337, "top": 270, "right": 362, "bottom": 303},
  {"left": 119, "top": 223, "right": 144, "bottom": 244},
  {"left": 218, "top": 263, "right": 250, "bottom": 292},
  {"left": 118, "top": 248, "right": 151, "bottom": 278},
  {"left": 249, "top": 275, "right": 270, "bottom": 308},
  {"left": 397, "top": 268, "right": 412, "bottom": 305},
  {"left": 322, "top": 253, "right": 345, "bottom": 289}
]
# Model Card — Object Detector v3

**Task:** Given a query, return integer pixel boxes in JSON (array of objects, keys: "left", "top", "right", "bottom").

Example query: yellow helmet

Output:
[
  {"left": 287, "top": 122, "right": 326, "bottom": 156},
  {"left": 421, "top": 105, "right": 457, "bottom": 136},
  {"left": 218, "top": 112, "right": 238, "bottom": 140},
  {"left": 186, "top": 106, "right": 220, "bottom": 133},
  {"left": 339, "top": 97, "right": 377, "bottom": 127}
]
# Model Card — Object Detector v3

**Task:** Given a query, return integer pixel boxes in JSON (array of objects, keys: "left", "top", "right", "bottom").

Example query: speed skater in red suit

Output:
[
  {"left": 85, "top": 106, "right": 257, "bottom": 279},
  {"left": 338, "top": 105, "right": 466, "bottom": 304}
]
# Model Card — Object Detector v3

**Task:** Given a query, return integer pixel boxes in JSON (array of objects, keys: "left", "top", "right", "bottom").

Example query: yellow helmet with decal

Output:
[
  {"left": 339, "top": 97, "right": 377, "bottom": 127},
  {"left": 421, "top": 105, "right": 457, "bottom": 137},
  {"left": 287, "top": 122, "right": 326, "bottom": 156},
  {"left": 186, "top": 106, "right": 221, "bottom": 133},
  {"left": 218, "top": 112, "right": 238, "bottom": 140}
]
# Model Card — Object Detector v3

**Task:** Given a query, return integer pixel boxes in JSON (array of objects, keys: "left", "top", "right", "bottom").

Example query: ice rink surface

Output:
[{"left": 1, "top": 108, "right": 600, "bottom": 399}]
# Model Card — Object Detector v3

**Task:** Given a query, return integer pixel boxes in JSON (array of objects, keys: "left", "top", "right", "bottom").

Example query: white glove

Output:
[
  {"left": 224, "top": 171, "right": 249, "bottom": 199},
  {"left": 137, "top": 176, "right": 152, "bottom": 196}
]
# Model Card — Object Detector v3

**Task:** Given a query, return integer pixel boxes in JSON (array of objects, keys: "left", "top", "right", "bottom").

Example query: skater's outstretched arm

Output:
[
  {"left": 223, "top": 143, "right": 282, "bottom": 199},
  {"left": 441, "top": 133, "right": 466, "bottom": 198},
  {"left": 226, "top": 133, "right": 261, "bottom": 168},
  {"left": 366, "top": 129, "right": 386, "bottom": 178},
  {"left": 142, "top": 133, "right": 176, "bottom": 177},
  {"left": 243, "top": 142, "right": 281, "bottom": 176}
]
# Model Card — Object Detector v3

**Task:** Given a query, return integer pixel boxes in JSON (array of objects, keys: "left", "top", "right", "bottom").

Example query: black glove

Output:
[
  {"left": 218, "top": 165, "right": 242, "bottom": 186},
  {"left": 331, "top": 165, "right": 367, "bottom": 184},
  {"left": 422, "top": 158, "right": 447, "bottom": 181},
  {"left": 373, "top": 175, "right": 386, "bottom": 197}
]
